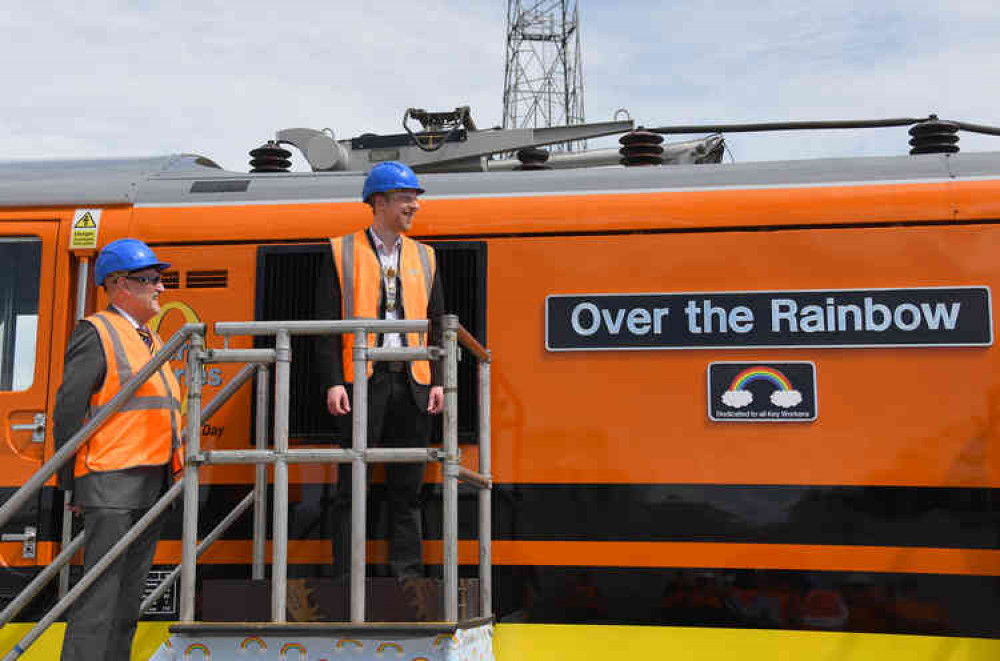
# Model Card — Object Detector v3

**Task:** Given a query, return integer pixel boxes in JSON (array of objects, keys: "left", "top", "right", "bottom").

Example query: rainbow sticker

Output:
[
  {"left": 280, "top": 642, "right": 306, "bottom": 658},
  {"left": 709, "top": 362, "right": 817, "bottom": 422},
  {"left": 184, "top": 642, "right": 211, "bottom": 659},
  {"left": 375, "top": 641, "right": 404, "bottom": 655},
  {"left": 722, "top": 366, "right": 802, "bottom": 409},
  {"left": 336, "top": 638, "right": 363, "bottom": 649},
  {"left": 239, "top": 636, "right": 267, "bottom": 652},
  {"left": 433, "top": 633, "right": 457, "bottom": 647}
]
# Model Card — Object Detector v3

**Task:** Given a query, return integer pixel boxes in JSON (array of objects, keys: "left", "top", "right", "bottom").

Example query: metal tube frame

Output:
[
  {"left": 350, "top": 327, "right": 369, "bottom": 623},
  {"left": 179, "top": 331, "right": 205, "bottom": 622},
  {"left": 478, "top": 359, "right": 492, "bottom": 617},
  {"left": 2, "top": 481, "right": 183, "bottom": 661},
  {"left": 0, "top": 532, "right": 84, "bottom": 628},
  {"left": 14, "top": 316, "right": 491, "bottom": 649},
  {"left": 141, "top": 490, "right": 255, "bottom": 613},
  {"left": 253, "top": 364, "right": 269, "bottom": 580},
  {"left": 59, "top": 255, "right": 91, "bottom": 599},
  {"left": 271, "top": 330, "right": 291, "bottom": 622},
  {"left": 0, "top": 325, "right": 200, "bottom": 529},
  {"left": 441, "top": 315, "right": 460, "bottom": 621}
]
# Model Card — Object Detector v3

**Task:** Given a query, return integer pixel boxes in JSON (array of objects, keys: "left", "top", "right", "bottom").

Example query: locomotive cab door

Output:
[{"left": 0, "top": 221, "right": 60, "bottom": 573}]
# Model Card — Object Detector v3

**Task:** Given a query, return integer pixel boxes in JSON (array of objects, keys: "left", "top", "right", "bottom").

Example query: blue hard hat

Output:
[
  {"left": 361, "top": 161, "right": 424, "bottom": 202},
  {"left": 94, "top": 238, "right": 171, "bottom": 285}
]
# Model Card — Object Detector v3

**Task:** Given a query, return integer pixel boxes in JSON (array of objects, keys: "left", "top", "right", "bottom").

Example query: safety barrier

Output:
[{"left": 0, "top": 314, "right": 491, "bottom": 658}]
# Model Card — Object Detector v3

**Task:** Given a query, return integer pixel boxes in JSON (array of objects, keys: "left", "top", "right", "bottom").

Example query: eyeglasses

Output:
[{"left": 123, "top": 274, "right": 162, "bottom": 286}]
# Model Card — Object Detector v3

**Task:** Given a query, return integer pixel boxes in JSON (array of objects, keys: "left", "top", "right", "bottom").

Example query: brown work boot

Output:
[{"left": 399, "top": 577, "right": 437, "bottom": 621}]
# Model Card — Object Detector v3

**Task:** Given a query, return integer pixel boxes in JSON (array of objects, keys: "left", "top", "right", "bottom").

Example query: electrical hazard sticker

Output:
[
  {"left": 708, "top": 361, "right": 817, "bottom": 422},
  {"left": 70, "top": 209, "right": 101, "bottom": 250}
]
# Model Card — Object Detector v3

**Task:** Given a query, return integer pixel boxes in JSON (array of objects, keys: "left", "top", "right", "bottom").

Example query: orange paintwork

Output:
[{"left": 3, "top": 173, "right": 1000, "bottom": 578}]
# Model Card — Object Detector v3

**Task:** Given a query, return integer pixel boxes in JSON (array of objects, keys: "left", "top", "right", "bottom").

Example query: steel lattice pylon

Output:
[{"left": 502, "top": 0, "right": 585, "bottom": 151}]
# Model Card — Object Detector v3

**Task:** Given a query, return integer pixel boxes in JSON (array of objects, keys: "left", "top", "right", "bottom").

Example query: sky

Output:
[{"left": 3, "top": 0, "right": 997, "bottom": 172}]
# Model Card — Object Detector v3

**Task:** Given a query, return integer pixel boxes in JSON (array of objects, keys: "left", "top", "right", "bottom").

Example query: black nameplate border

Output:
[
  {"left": 546, "top": 286, "right": 993, "bottom": 351},
  {"left": 708, "top": 362, "right": 817, "bottom": 422}
]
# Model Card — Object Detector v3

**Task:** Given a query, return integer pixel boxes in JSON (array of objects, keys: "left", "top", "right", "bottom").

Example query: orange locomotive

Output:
[{"left": 0, "top": 144, "right": 998, "bottom": 659}]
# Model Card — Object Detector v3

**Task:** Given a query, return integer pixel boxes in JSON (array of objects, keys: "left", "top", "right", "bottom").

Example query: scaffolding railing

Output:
[
  {"left": 0, "top": 314, "right": 491, "bottom": 658},
  {"left": 205, "top": 314, "right": 492, "bottom": 623}
]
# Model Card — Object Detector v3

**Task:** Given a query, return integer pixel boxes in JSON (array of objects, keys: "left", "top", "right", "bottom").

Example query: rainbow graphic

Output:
[
  {"left": 239, "top": 636, "right": 267, "bottom": 652},
  {"left": 433, "top": 633, "right": 457, "bottom": 647},
  {"left": 375, "top": 641, "right": 404, "bottom": 655},
  {"left": 184, "top": 642, "right": 211, "bottom": 659},
  {"left": 729, "top": 366, "right": 793, "bottom": 392},
  {"left": 721, "top": 364, "right": 804, "bottom": 411},
  {"left": 336, "top": 637, "right": 363, "bottom": 649},
  {"left": 280, "top": 642, "right": 306, "bottom": 658}
]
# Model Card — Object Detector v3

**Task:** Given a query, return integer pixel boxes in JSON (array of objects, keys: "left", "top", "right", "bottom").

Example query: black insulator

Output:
[
  {"left": 249, "top": 140, "right": 292, "bottom": 172},
  {"left": 619, "top": 130, "right": 665, "bottom": 166},
  {"left": 515, "top": 146, "right": 551, "bottom": 171},
  {"left": 908, "top": 116, "right": 960, "bottom": 155}
]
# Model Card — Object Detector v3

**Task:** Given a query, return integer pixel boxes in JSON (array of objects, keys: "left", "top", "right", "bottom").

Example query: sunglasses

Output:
[{"left": 123, "top": 274, "right": 162, "bottom": 286}]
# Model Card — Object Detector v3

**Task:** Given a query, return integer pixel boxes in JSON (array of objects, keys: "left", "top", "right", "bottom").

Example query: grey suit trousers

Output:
[{"left": 60, "top": 507, "right": 164, "bottom": 661}]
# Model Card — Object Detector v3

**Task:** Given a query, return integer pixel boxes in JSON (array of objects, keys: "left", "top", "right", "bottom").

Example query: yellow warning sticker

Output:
[{"left": 70, "top": 209, "right": 101, "bottom": 250}]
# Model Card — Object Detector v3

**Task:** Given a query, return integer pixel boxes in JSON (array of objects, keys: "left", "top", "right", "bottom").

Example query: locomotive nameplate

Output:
[{"left": 546, "top": 286, "right": 992, "bottom": 351}]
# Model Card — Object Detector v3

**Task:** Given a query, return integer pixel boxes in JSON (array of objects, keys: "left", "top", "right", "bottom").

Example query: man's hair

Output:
[{"left": 102, "top": 270, "right": 129, "bottom": 290}]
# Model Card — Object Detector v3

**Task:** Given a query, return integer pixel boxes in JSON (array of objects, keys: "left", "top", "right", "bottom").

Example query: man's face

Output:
[
  {"left": 114, "top": 267, "right": 165, "bottom": 324},
  {"left": 378, "top": 190, "right": 420, "bottom": 234}
]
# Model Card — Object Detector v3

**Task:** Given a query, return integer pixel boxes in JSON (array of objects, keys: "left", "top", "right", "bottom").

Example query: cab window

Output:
[{"left": 0, "top": 238, "right": 41, "bottom": 391}]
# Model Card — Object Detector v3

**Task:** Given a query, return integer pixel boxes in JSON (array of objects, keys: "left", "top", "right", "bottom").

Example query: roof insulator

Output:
[
  {"left": 619, "top": 130, "right": 665, "bottom": 166},
  {"left": 249, "top": 140, "right": 292, "bottom": 172},
  {"left": 514, "top": 147, "right": 551, "bottom": 171},
  {"left": 908, "top": 115, "right": 960, "bottom": 155}
]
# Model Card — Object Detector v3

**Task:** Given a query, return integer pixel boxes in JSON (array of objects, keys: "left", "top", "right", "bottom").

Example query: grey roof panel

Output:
[
  {"left": 0, "top": 155, "right": 220, "bottom": 207},
  {"left": 133, "top": 153, "right": 986, "bottom": 208},
  {"left": 1, "top": 151, "right": 998, "bottom": 210}
]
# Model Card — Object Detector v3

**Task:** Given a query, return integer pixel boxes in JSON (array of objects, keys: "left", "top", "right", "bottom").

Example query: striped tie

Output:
[{"left": 137, "top": 327, "right": 154, "bottom": 353}]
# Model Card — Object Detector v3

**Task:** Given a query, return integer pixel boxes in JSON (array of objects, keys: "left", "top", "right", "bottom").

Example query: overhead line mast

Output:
[{"left": 502, "top": 0, "right": 585, "bottom": 151}]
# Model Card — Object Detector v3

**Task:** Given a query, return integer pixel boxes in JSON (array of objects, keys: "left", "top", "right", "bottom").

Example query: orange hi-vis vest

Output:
[
  {"left": 75, "top": 310, "right": 184, "bottom": 478},
  {"left": 330, "top": 230, "right": 436, "bottom": 385}
]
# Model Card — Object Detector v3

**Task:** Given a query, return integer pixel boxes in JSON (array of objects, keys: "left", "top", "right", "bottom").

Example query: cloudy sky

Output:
[{"left": 3, "top": 0, "right": 997, "bottom": 171}]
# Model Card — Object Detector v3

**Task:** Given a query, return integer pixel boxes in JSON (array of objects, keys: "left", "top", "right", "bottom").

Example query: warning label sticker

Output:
[{"left": 70, "top": 209, "right": 101, "bottom": 250}]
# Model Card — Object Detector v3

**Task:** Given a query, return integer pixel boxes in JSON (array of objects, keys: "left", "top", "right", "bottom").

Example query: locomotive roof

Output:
[{"left": 0, "top": 151, "right": 998, "bottom": 209}]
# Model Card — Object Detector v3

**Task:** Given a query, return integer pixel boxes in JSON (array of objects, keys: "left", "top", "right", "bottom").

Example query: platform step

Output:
[{"left": 149, "top": 620, "right": 494, "bottom": 660}]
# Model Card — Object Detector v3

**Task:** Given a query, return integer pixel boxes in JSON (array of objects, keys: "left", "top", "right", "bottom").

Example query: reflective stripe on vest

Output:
[
  {"left": 76, "top": 310, "right": 184, "bottom": 477},
  {"left": 330, "top": 230, "right": 435, "bottom": 384}
]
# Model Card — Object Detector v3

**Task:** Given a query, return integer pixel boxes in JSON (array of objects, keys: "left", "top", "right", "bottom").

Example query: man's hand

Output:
[
  {"left": 327, "top": 385, "right": 351, "bottom": 415},
  {"left": 427, "top": 385, "right": 444, "bottom": 414}
]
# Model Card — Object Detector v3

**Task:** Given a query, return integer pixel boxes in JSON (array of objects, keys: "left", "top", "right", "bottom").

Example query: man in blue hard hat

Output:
[
  {"left": 54, "top": 238, "right": 182, "bottom": 660},
  {"left": 315, "top": 161, "right": 445, "bottom": 587}
]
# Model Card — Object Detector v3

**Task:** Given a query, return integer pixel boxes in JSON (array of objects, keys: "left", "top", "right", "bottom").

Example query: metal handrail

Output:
[
  {"left": 0, "top": 324, "right": 202, "bottom": 530},
  {"left": 140, "top": 490, "right": 256, "bottom": 613},
  {"left": 182, "top": 315, "right": 493, "bottom": 624},
  {"left": 2, "top": 481, "right": 183, "bottom": 661},
  {"left": 0, "top": 533, "right": 84, "bottom": 629},
  {"left": 0, "top": 349, "right": 262, "bottom": 657},
  {"left": 3, "top": 313, "right": 492, "bottom": 658}
]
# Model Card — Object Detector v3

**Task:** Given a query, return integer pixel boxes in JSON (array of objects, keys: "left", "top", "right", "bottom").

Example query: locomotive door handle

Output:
[
  {"left": 10, "top": 413, "right": 46, "bottom": 444},
  {"left": 1, "top": 526, "right": 37, "bottom": 559}
]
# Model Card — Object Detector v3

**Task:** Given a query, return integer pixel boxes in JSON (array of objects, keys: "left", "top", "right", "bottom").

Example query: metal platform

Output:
[{"left": 148, "top": 619, "right": 494, "bottom": 660}]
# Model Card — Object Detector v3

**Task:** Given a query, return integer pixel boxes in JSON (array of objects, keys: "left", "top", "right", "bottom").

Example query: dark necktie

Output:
[{"left": 137, "top": 327, "right": 154, "bottom": 353}]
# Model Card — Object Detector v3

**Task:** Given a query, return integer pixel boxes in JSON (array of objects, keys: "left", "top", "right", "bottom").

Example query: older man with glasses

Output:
[{"left": 54, "top": 238, "right": 182, "bottom": 660}]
